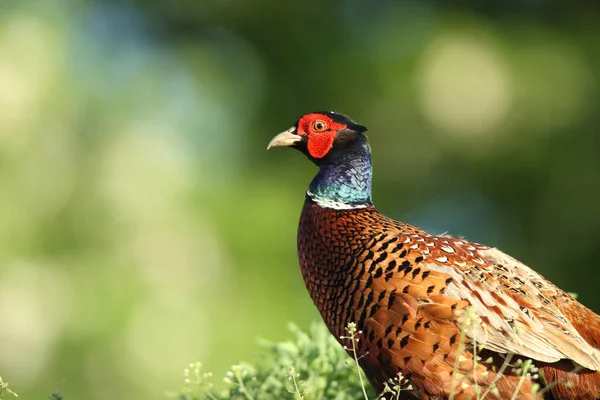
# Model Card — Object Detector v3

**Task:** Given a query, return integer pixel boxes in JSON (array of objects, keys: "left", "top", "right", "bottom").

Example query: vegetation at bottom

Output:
[
  {"left": 167, "top": 322, "right": 376, "bottom": 400},
  {"left": 1, "top": 322, "right": 373, "bottom": 400},
  {"left": 166, "top": 311, "right": 549, "bottom": 400},
  {"left": 0, "top": 314, "right": 573, "bottom": 400}
]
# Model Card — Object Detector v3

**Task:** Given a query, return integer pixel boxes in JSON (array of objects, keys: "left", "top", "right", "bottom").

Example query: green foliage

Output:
[
  {"left": 0, "top": 376, "right": 66, "bottom": 400},
  {"left": 164, "top": 317, "right": 550, "bottom": 400},
  {"left": 47, "top": 391, "right": 64, "bottom": 400},
  {"left": 0, "top": 376, "right": 17, "bottom": 398},
  {"left": 167, "top": 323, "right": 376, "bottom": 400}
]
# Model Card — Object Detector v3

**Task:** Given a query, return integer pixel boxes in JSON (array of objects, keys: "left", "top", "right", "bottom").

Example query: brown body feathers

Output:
[{"left": 298, "top": 202, "right": 600, "bottom": 399}]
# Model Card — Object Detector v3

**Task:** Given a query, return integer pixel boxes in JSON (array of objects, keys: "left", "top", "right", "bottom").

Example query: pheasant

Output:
[{"left": 268, "top": 111, "right": 600, "bottom": 400}]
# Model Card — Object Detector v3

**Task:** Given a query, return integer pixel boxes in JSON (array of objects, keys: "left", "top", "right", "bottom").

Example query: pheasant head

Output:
[{"left": 268, "top": 111, "right": 373, "bottom": 209}]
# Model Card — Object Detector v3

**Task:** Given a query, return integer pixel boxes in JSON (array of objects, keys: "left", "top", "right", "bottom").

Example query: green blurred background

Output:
[{"left": 0, "top": 0, "right": 599, "bottom": 398}]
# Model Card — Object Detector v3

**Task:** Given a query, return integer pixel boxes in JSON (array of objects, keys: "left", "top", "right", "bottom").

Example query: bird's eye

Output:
[{"left": 313, "top": 120, "right": 327, "bottom": 132}]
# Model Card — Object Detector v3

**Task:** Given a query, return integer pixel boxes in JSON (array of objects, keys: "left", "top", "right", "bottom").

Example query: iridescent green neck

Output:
[{"left": 307, "top": 135, "right": 373, "bottom": 210}]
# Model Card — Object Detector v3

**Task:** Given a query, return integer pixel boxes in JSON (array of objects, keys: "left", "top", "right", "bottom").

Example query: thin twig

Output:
[
  {"left": 343, "top": 323, "right": 370, "bottom": 400},
  {"left": 480, "top": 353, "right": 513, "bottom": 400}
]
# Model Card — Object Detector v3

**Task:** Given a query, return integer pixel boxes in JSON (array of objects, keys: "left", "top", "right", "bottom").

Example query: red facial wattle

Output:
[
  {"left": 306, "top": 132, "right": 335, "bottom": 159},
  {"left": 296, "top": 113, "right": 347, "bottom": 159}
]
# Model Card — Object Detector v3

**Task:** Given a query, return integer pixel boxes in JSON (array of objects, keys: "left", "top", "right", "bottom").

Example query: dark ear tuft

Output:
[{"left": 348, "top": 122, "right": 367, "bottom": 133}]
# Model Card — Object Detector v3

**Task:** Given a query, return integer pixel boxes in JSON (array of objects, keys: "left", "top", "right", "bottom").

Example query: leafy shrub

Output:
[{"left": 167, "top": 322, "right": 376, "bottom": 400}]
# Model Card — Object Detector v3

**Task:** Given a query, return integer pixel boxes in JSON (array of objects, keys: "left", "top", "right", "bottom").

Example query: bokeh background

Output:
[{"left": 0, "top": 0, "right": 599, "bottom": 398}]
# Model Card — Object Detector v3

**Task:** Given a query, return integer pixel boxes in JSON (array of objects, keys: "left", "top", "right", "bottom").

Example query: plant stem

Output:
[
  {"left": 345, "top": 323, "right": 370, "bottom": 400},
  {"left": 480, "top": 353, "right": 513, "bottom": 400}
]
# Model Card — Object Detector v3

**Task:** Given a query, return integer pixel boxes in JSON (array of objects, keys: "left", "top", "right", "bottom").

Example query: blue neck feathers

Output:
[{"left": 307, "top": 135, "right": 373, "bottom": 209}]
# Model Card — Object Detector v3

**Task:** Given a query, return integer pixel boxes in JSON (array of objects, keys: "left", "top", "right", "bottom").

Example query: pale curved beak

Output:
[{"left": 267, "top": 127, "right": 301, "bottom": 150}]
